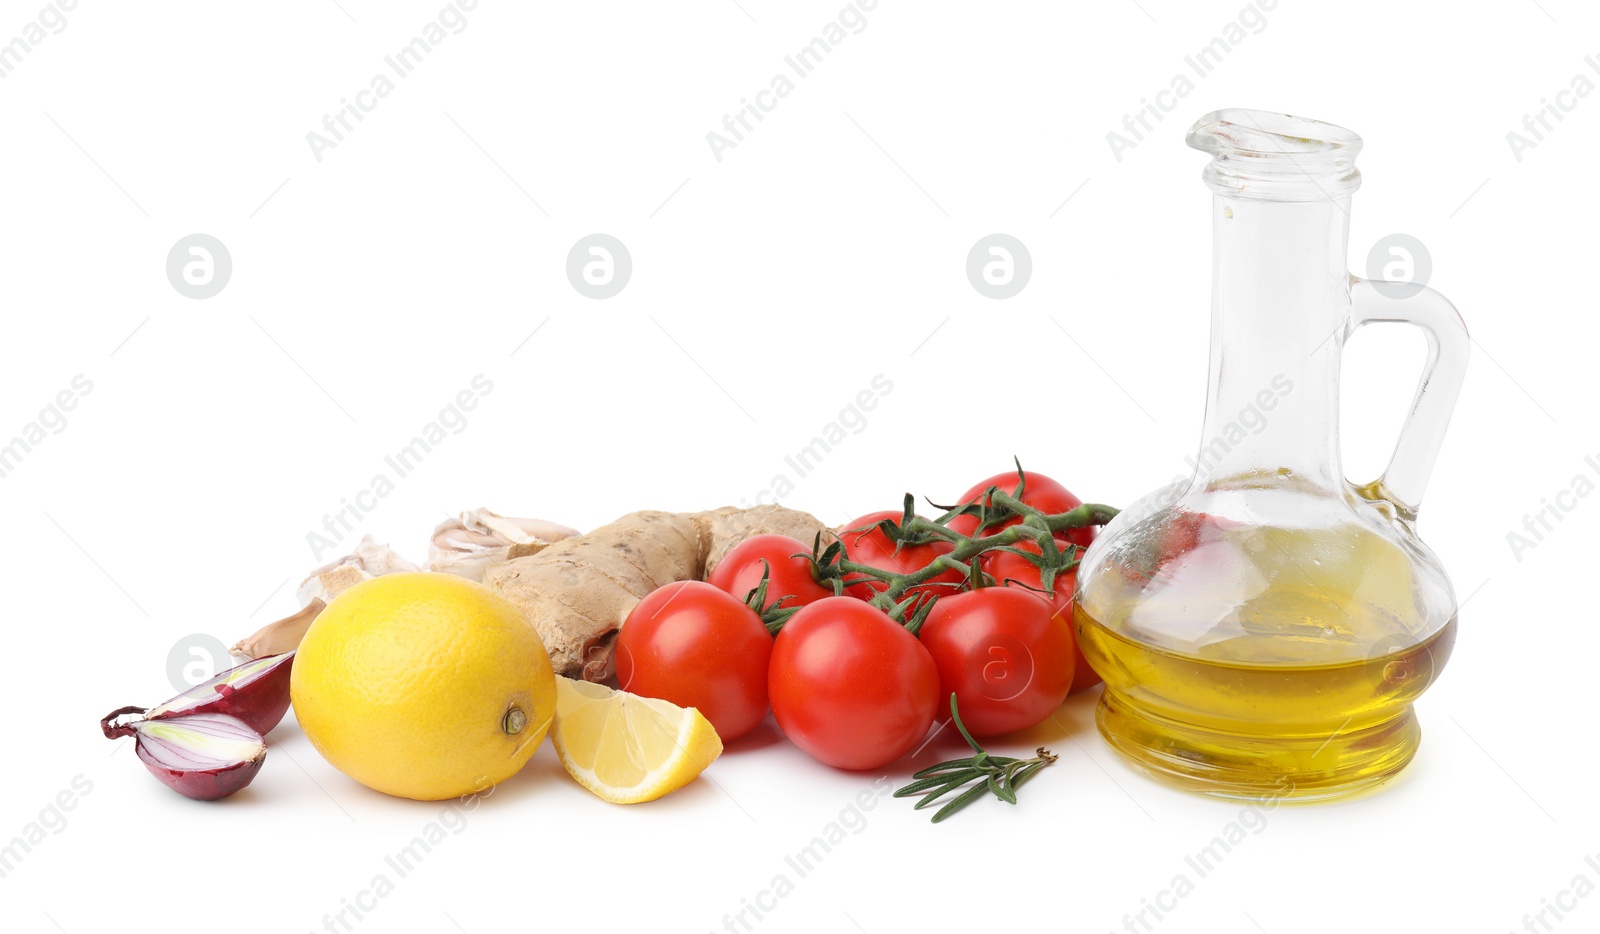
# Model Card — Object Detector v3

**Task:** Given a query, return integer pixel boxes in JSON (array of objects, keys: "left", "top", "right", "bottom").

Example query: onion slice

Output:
[
  {"left": 101, "top": 709, "right": 268, "bottom": 801},
  {"left": 146, "top": 651, "right": 295, "bottom": 735},
  {"left": 132, "top": 713, "right": 266, "bottom": 801}
]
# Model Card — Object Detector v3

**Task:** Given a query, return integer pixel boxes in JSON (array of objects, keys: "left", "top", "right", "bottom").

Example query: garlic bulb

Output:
[
  {"left": 428, "top": 509, "right": 580, "bottom": 582},
  {"left": 296, "top": 536, "right": 420, "bottom": 605},
  {"left": 231, "top": 537, "right": 419, "bottom": 659}
]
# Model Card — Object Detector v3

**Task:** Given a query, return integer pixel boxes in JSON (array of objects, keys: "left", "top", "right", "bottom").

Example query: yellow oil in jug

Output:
[{"left": 1074, "top": 522, "right": 1456, "bottom": 799}]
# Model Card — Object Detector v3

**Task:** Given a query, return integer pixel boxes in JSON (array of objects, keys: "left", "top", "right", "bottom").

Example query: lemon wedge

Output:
[{"left": 550, "top": 676, "right": 723, "bottom": 804}]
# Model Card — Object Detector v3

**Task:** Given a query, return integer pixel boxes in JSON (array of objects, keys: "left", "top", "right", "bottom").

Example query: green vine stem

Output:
[
  {"left": 812, "top": 492, "right": 1119, "bottom": 632},
  {"left": 741, "top": 560, "right": 804, "bottom": 636}
]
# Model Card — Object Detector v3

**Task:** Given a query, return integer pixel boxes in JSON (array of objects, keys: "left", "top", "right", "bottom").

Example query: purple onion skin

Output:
[
  {"left": 103, "top": 709, "right": 269, "bottom": 802},
  {"left": 134, "top": 743, "right": 265, "bottom": 801},
  {"left": 148, "top": 652, "right": 295, "bottom": 735}
]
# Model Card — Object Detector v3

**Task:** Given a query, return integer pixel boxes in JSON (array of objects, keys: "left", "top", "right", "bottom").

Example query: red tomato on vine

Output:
[
  {"left": 768, "top": 596, "right": 939, "bottom": 770},
  {"left": 919, "top": 587, "right": 1076, "bottom": 736},
  {"left": 616, "top": 581, "right": 773, "bottom": 741},
  {"left": 946, "top": 469, "right": 1096, "bottom": 550},
  {"left": 708, "top": 534, "right": 834, "bottom": 609},
  {"left": 839, "top": 511, "right": 965, "bottom": 607}
]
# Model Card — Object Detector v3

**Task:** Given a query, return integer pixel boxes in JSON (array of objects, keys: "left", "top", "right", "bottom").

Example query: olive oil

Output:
[
  {"left": 1072, "top": 111, "right": 1468, "bottom": 799},
  {"left": 1074, "top": 519, "right": 1456, "bottom": 799}
]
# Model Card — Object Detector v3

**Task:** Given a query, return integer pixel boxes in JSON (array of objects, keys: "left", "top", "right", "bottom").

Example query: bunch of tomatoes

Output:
[{"left": 615, "top": 469, "right": 1108, "bottom": 772}]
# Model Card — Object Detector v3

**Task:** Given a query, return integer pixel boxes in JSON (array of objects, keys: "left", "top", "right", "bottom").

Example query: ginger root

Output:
[
  {"left": 230, "top": 507, "right": 827, "bottom": 680},
  {"left": 484, "top": 504, "right": 835, "bottom": 682}
]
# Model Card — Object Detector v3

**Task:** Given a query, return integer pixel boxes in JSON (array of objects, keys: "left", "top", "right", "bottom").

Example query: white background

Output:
[{"left": 1, "top": 2, "right": 1594, "bottom": 932}]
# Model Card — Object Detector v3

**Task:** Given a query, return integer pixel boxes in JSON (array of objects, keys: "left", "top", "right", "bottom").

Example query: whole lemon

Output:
[{"left": 290, "top": 572, "right": 556, "bottom": 801}]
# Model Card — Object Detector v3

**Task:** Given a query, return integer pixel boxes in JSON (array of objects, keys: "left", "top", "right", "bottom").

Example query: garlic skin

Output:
[
  {"left": 231, "top": 537, "right": 419, "bottom": 659},
  {"left": 231, "top": 517, "right": 578, "bottom": 661},
  {"left": 297, "top": 536, "right": 420, "bottom": 605},
  {"left": 231, "top": 602, "right": 321, "bottom": 661},
  {"left": 428, "top": 509, "right": 580, "bottom": 582}
]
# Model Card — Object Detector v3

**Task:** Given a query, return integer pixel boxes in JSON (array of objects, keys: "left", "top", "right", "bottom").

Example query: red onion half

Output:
[
  {"left": 102, "top": 709, "right": 266, "bottom": 801},
  {"left": 145, "top": 651, "right": 295, "bottom": 735}
]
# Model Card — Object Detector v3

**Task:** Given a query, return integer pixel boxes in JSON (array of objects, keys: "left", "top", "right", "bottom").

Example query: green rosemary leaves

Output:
[{"left": 895, "top": 694, "right": 1058, "bottom": 823}]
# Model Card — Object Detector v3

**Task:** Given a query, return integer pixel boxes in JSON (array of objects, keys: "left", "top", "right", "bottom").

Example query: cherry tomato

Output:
[
  {"left": 983, "top": 542, "right": 1100, "bottom": 693},
  {"left": 1154, "top": 510, "right": 1238, "bottom": 569},
  {"left": 839, "top": 511, "right": 965, "bottom": 606},
  {"left": 615, "top": 581, "right": 772, "bottom": 741},
  {"left": 708, "top": 534, "right": 834, "bottom": 610},
  {"left": 919, "top": 587, "right": 1076, "bottom": 737},
  {"left": 768, "top": 596, "right": 939, "bottom": 769},
  {"left": 946, "top": 469, "right": 1096, "bottom": 550},
  {"left": 981, "top": 535, "right": 1076, "bottom": 584},
  {"left": 1122, "top": 510, "right": 1240, "bottom": 584}
]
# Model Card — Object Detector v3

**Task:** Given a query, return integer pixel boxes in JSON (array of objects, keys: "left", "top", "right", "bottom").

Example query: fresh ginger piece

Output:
[{"left": 485, "top": 505, "right": 834, "bottom": 681}]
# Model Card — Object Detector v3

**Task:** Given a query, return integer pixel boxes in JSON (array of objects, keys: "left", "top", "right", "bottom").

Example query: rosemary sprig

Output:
[{"left": 895, "top": 694, "right": 1058, "bottom": 823}]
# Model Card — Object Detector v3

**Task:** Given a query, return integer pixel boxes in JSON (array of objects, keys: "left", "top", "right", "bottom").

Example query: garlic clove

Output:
[
  {"left": 232, "top": 535, "right": 420, "bottom": 659},
  {"left": 297, "top": 535, "right": 420, "bottom": 606},
  {"left": 230, "top": 600, "right": 323, "bottom": 660},
  {"left": 429, "top": 509, "right": 580, "bottom": 582}
]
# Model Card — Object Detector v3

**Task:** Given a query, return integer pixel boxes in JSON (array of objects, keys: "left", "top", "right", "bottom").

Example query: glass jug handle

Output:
[{"left": 1344, "top": 278, "right": 1470, "bottom": 519}]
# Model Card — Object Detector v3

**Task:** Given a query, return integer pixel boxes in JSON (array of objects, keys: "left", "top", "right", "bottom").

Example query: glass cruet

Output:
[{"left": 1073, "top": 109, "right": 1470, "bottom": 800}]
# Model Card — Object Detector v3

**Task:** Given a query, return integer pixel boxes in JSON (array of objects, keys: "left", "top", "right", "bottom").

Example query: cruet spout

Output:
[{"left": 1185, "top": 109, "right": 1363, "bottom": 201}]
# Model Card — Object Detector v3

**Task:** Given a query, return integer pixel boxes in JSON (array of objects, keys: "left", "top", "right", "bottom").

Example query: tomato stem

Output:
[
  {"left": 820, "top": 500, "right": 1117, "bottom": 628},
  {"left": 742, "top": 559, "right": 803, "bottom": 635},
  {"left": 808, "top": 463, "right": 1119, "bottom": 630}
]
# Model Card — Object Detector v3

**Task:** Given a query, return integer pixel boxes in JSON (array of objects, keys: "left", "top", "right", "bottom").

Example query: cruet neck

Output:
[
  {"left": 1188, "top": 114, "right": 1358, "bottom": 492},
  {"left": 1186, "top": 109, "right": 1362, "bottom": 203}
]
